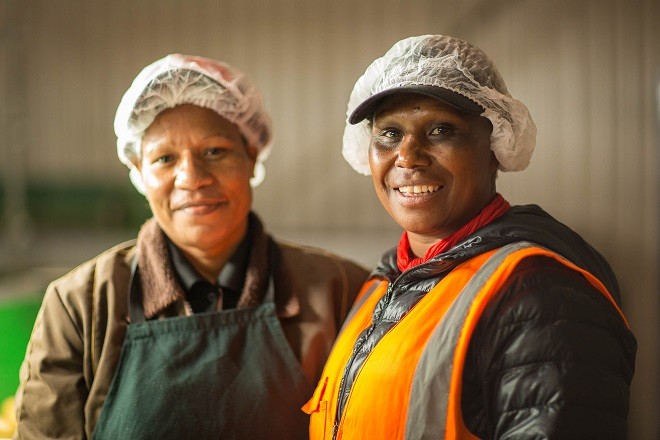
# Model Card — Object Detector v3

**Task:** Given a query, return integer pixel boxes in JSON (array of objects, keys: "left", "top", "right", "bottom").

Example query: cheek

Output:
[
  {"left": 141, "top": 171, "right": 162, "bottom": 189},
  {"left": 368, "top": 146, "right": 392, "bottom": 181},
  {"left": 225, "top": 162, "right": 256, "bottom": 189},
  {"left": 453, "top": 154, "right": 497, "bottom": 197},
  {"left": 454, "top": 145, "right": 492, "bottom": 175},
  {"left": 220, "top": 165, "right": 254, "bottom": 199},
  {"left": 367, "top": 144, "right": 378, "bottom": 167},
  {"left": 137, "top": 165, "right": 173, "bottom": 206},
  {"left": 140, "top": 167, "right": 169, "bottom": 196}
]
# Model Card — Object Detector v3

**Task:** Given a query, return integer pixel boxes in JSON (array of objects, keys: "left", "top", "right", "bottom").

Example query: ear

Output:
[
  {"left": 244, "top": 142, "right": 264, "bottom": 187},
  {"left": 489, "top": 151, "right": 500, "bottom": 182},
  {"left": 246, "top": 144, "right": 258, "bottom": 172},
  {"left": 129, "top": 167, "right": 147, "bottom": 195},
  {"left": 246, "top": 142, "right": 259, "bottom": 163},
  {"left": 130, "top": 156, "right": 142, "bottom": 171},
  {"left": 250, "top": 160, "right": 266, "bottom": 188}
]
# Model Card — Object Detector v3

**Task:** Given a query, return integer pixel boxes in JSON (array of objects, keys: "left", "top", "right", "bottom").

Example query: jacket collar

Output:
[
  {"left": 370, "top": 204, "right": 621, "bottom": 305},
  {"left": 134, "top": 213, "right": 301, "bottom": 320},
  {"left": 167, "top": 228, "right": 250, "bottom": 302}
]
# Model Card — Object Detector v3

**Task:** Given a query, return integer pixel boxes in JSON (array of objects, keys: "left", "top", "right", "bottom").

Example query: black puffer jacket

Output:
[{"left": 338, "top": 205, "right": 637, "bottom": 439}]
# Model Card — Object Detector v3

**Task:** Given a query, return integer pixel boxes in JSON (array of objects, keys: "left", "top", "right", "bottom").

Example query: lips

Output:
[
  {"left": 397, "top": 185, "right": 441, "bottom": 196},
  {"left": 390, "top": 182, "right": 445, "bottom": 209},
  {"left": 171, "top": 198, "right": 227, "bottom": 214}
]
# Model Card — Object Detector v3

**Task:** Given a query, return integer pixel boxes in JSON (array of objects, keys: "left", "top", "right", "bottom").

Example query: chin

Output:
[{"left": 391, "top": 210, "right": 438, "bottom": 232}]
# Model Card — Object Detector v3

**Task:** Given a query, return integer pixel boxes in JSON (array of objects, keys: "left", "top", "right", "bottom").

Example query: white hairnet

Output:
[
  {"left": 114, "top": 54, "right": 272, "bottom": 192},
  {"left": 343, "top": 35, "right": 536, "bottom": 174}
]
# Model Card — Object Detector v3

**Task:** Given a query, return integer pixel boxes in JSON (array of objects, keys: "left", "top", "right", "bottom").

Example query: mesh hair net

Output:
[
  {"left": 114, "top": 54, "right": 272, "bottom": 192},
  {"left": 343, "top": 35, "right": 536, "bottom": 174}
]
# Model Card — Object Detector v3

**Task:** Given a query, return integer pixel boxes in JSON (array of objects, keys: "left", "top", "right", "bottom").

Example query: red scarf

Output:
[{"left": 396, "top": 194, "right": 511, "bottom": 272}]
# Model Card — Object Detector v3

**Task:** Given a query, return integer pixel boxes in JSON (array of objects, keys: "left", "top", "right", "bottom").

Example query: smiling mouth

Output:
[
  {"left": 174, "top": 201, "right": 225, "bottom": 214},
  {"left": 396, "top": 185, "right": 442, "bottom": 196}
]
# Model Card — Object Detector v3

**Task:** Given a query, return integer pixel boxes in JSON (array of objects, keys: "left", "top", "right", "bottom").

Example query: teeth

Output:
[{"left": 399, "top": 185, "right": 440, "bottom": 194}]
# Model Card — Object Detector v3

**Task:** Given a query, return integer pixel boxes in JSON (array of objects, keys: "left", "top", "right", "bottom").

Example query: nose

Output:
[
  {"left": 174, "top": 153, "right": 213, "bottom": 190},
  {"left": 394, "top": 135, "right": 431, "bottom": 169}
]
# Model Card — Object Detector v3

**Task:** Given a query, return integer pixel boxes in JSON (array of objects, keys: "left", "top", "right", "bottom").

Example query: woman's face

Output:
[
  {"left": 136, "top": 104, "right": 256, "bottom": 258},
  {"left": 368, "top": 93, "right": 498, "bottom": 246}
]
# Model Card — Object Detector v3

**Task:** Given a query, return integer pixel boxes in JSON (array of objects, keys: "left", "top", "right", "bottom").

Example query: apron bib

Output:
[{"left": 93, "top": 265, "right": 311, "bottom": 439}]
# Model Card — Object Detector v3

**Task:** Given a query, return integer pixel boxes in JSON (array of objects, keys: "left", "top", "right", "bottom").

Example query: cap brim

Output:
[{"left": 348, "top": 85, "right": 483, "bottom": 124}]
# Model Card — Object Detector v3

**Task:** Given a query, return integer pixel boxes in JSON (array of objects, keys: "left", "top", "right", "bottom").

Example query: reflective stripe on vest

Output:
[{"left": 304, "top": 242, "right": 628, "bottom": 440}]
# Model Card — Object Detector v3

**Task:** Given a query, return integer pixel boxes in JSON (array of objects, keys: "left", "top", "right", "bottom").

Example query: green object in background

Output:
[
  {"left": 0, "top": 179, "right": 151, "bottom": 232},
  {"left": 0, "top": 296, "right": 41, "bottom": 400}
]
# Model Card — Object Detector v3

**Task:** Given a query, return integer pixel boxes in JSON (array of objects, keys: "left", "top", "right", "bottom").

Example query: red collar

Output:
[{"left": 396, "top": 194, "right": 511, "bottom": 272}]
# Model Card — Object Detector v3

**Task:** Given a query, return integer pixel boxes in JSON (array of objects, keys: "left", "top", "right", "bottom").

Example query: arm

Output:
[
  {"left": 14, "top": 283, "right": 88, "bottom": 440},
  {"left": 462, "top": 256, "right": 637, "bottom": 439}
]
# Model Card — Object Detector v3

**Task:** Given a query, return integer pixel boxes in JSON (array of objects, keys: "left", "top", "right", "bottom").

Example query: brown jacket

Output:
[{"left": 14, "top": 216, "right": 368, "bottom": 439}]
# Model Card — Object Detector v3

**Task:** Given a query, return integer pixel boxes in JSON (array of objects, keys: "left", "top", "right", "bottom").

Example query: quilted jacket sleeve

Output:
[
  {"left": 461, "top": 256, "right": 637, "bottom": 439},
  {"left": 13, "top": 281, "right": 88, "bottom": 440}
]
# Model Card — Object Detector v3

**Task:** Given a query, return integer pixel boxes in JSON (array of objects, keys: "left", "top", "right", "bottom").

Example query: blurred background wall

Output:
[{"left": 0, "top": 0, "right": 657, "bottom": 437}]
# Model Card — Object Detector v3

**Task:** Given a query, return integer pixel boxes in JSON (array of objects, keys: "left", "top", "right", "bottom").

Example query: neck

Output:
[
  {"left": 407, "top": 233, "right": 445, "bottom": 258},
  {"left": 182, "top": 246, "right": 238, "bottom": 283},
  {"left": 396, "top": 194, "right": 511, "bottom": 273},
  {"left": 178, "top": 224, "right": 248, "bottom": 283}
]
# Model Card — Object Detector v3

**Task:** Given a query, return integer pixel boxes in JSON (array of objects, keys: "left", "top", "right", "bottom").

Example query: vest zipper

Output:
[
  {"left": 330, "top": 253, "right": 467, "bottom": 438},
  {"left": 332, "top": 282, "right": 395, "bottom": 439}
]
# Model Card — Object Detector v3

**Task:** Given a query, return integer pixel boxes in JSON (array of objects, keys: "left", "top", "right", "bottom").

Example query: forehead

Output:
[
  {"left": 371, "top": 93, "right": 493, "bottom": 137},
  {"left": 145, "top": 104, "right": 242, "bottom": 138}
]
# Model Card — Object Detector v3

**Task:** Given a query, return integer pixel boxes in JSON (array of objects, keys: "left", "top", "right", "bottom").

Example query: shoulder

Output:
[
  {"left": 50, "top": 239, "right": 136, "bottom": 288},
  {"left": 463, "top": 255, "right": 636, "bottom": 438},
  {"left": 484, "top": 255, "right": 626, "bottom": 331},
  {"left": 475, "top": 255, "right": 635, "bottom": 361},
  {"left": 46, "top": 239, "right": 136, "bottom": 315}
]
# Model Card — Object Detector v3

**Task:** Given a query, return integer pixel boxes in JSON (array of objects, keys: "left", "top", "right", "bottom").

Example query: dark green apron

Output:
[{"left": 93, "top": 264, "right": 311, "bottom": 440}]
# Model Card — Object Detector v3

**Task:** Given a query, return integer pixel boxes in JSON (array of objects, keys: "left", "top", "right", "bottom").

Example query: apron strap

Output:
[
  {"left": 128, "top": 256, "right": 146, "bottom": 324},
  {"left": 264, "top": 237, "right": 278, "bottom": 304}
]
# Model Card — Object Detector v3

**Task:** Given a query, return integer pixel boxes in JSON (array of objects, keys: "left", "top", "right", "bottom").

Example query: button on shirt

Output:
[{"left": 168, "top": 236, "right": 250, "bottom": 313}]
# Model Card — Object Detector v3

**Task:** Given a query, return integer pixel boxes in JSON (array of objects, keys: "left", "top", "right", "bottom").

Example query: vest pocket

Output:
[{"left": 303, "top": 376, "right": 329, "bottom": 439}]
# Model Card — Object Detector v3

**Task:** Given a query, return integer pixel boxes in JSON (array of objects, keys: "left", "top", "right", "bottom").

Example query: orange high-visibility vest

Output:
[{"left": 303, "top": 242, "right": 628, "bottom": 440}]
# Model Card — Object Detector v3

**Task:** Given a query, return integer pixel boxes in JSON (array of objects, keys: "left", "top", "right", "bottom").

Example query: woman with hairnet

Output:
[
  {"left": 304, "top": 35, "right": 636, "bottom": 439},
  {"left": 12, "top": 54, "right": 368, "bottom": 439}
]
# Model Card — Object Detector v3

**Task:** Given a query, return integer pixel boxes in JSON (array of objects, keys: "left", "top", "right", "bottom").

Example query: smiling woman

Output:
[
  {"left": 304, "top": 35, "right": 636, "bottom": 440},
  {"left": 368, "top": 94, "right": 497, "bottom": 256},
  {"left": 13, "top": 54, "right": 369, "bottom": 440},
  {"left": 137, "top": 105, "right": 256, "bottom": 279}
]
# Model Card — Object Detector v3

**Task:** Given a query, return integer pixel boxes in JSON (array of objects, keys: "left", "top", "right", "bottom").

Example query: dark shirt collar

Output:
[{"left": 167, "top": 233, "right": 251, "bottom": 296}]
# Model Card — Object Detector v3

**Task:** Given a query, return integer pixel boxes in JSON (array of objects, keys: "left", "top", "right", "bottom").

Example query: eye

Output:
[
  {"left": 153, "top": 154, "right": 173, "bottom": 165},
  {"left": 204, "top": 147, "right": 229, "bottom": 158},
  {"left": 429, "top": 124, "right": 454, "bottom": 136},
  {"left": 373, "top": 127, "right": 401, "bottom": 142}
]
